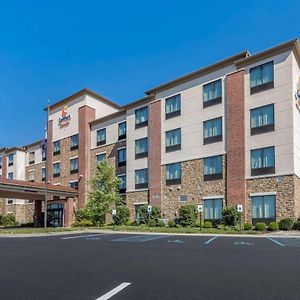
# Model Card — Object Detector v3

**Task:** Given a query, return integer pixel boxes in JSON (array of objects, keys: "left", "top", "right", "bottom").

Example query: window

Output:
[
  {"left": 0, "top": 156, "right": 2, "bottom": 168},
  {"left": 204, "top": 155, "right": 223, "bottom": 181},
  {"left": 8, "top": 172, "right": 13, "bottom": 180},
  {"left": 42, "top": 168, "right": 46, "bottom": 182},
  {"left": 135, "top": 137, "right": 148, "bottom": 159},
  {"left": 29, "top": 151, "right": 35, "bottom": 165},
  {"left": 70, "top": 181, "right": 79, "bottom": 190},
  {"left": 135, "top": 168, "right": 148, "bottom": 189},
  {"left": 166, "top": 128, "right": 181, "bottom": 152},
  {"left": 53, "top": 141, "right": 61, "bottom": 155},
  {"left": 7, "top": 199, "right": 13, "bottom": 205},
  {"left": 70, "top": 158, "right": 78, "bottom": 174},
  {"left": 251, "top": 195, "right": 275, "bottom": 221},
  {"left": 96, "top": 153, "right": 106, "bottom": 163},
  {"left": 42, "top": 149, "right": 46, "bottom": 161},
  {"left": 70, "top": 134, "right": 79, "bottom": 150},
  {"left": 203, "top": 117, "right": 222, "bottom": 144},
  {"left": 8, "top": 154, "right": 14, "bottom": 166},
  {"left": 97, "top": 128, "right": 106, "bottom": 146},
  {"left": 135, "top": 106, "right": 148, "bottom": 129},
  {"left": 204, "top": 198, "right": 223, "bottom": 220},
  {"left": 250, "top": 104, "right": 274, "bottom": 135},
  {"left": 118, "top": 148, "right": 126, "bottom": 166},
  {"left": 166, "top": 162, "right": 181, "bottom": 185},
  {"left": 28, "top": 170, "right": 35, "bottom": 182},
  {"left": 250, "top": 61, "right": 274, "bottom": 94},
  {"left": 251, "top": 146, "right": 275, "bottom": 176},
  {"left": 118, "top": 175, "right": 126, "bottom": 193},
  {"left": 165, "top": 94, "right": 181, "bottom": 119},
  {"left": 118, "top": 122, "right": 127, "bottom": 140},
  {"left": 53, "top": 162, "right": 61, "bottom": 178},
  {"left": 203, "top": 79, "right": 222, "bottom": 107}
]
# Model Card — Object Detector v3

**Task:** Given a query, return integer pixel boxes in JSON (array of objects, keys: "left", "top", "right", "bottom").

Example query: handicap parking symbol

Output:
[{"left": 234, "top": 241, "right": 254, "bottom": 246}]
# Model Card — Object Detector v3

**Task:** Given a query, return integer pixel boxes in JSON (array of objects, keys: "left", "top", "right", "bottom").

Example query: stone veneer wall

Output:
[
  {"left": 25, "top": 162, "right": 45, "bottom": 183},
  {"left": 6, "top": 203, "right": 34, "bottom": 224},
  {"left": 52, "top": 137, "right": 79, "bottom": 186},
  {"left": 126, "top": 190, "right": 149, "bottom": 220},
  {"left": 161, "top": 156, "right": 226, "bottom": 219},
  {"left": 246, "top": 175, "right": 299, "bottom": 222}
]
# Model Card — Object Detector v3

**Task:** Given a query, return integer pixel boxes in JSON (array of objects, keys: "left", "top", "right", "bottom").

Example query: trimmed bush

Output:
[
  {"left": 126, "top": 220, "right": 137, "bottom": 226},
  {"left": 113, "top": 206, "right": 130, "bottom": 225},
  {"left": 222, "top": 207, "right": 240, "bottom": 226},
  {"left": 204, "top": 221, "right": 212, "bottom": 228},
  {"left": 293, "top": 218, "right": 300, "bottom": 230},
  {"left": 268, "top": 222, "right": 279, "bottom": 231},
  {"left": 74, "top": 209, "right": 90, "bottom": 222},
  {"left": 168, "top": 220, "right": 176, "bottom": 228},
  {"left": 0, "top": 214, "right": 17, "bottom": 226},
  {"left": 138, "top": 205, "right": 161, "bottom": 224},
  {"left": 157, "top": 220, "right": 165, "bottom": 227},
  {"left": 148, "top": 219, "right": 157, "bottom": 227},
  {"left": 279, "top": 218, "right": 294, "bottom": 231},
  {"left": 244, "top": 223, "right": 252, "bottom": 231},
  {"left": 255, "top": 222, "right": 266, "bottom": 231},
  {"left": 179, "top": 204, "right": 198, "bottom": 227},
  {"left": 72, "top": 219, "right": 93, "bottom": 227}
]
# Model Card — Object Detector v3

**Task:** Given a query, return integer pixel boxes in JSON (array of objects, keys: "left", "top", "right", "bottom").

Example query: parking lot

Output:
[{"left": 0, "top": 232, "right": 300, "bottom": 300}]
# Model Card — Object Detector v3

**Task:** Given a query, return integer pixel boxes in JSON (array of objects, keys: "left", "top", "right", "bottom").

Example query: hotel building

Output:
[{"left": 1, "top": 38, "right": 300, "bottom": 226}]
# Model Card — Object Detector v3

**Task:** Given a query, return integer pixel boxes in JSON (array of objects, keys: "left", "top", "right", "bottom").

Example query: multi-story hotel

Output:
[{"left": 1, "top": 38, "right": 300, "bottom": 226}]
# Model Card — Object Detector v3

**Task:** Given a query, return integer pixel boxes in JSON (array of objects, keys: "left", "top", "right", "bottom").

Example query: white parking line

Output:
[
  {"left": 61, "top": 234, "right": 108, "bottom": 240},
  {"left": 267, "top": 237, "right": 285, "bottom": 247},
  {"left": 96, "top": 282, "right": 131, "bottom": 300},
  {"left": 205, "top": 236, "right": 218, "bottom": 245}
]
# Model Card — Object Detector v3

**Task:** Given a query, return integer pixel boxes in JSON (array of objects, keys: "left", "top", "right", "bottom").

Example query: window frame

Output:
[
  {"left": 165, "top": 94, "right": 181, "bottom": 119},
  {"left": 203, "top": 79, "right": 222, "bottom": 108},
  {"left": 203, "top": 155, "right": 223, "bottom": 181},
  {"left": 135, "top": 168, "right": 148, "bottom": 189},
  {"left": 70, "top": 134, "right": 79, "bottom": 150},
  {"left": 117, "top": 148, "right": 126, "bottom": 167},
  {"left": 250, "top": 104, "right": 275, "bottom": 135},
  {"left": 118, "top": 122, "right": 127, "bottom": 140},
  {"left": 118, "top": 174, "right": 127, "bottom": 194},
  {"left": 166, "top": 162, "right": 182, "bottom": 185},
  {"left": 70, "top": 157, "right": 78, "bottom": 174},
  {"left": 53, "top": 162, "right": 61, "bottom": 178},
  {"left": 203, "top": 198, "right": 223, "bottom": 221},
  {"left": 203, "top": 117, "right": 223, "bottom": 144},
  {"left": 251, "top": 195, "right": 276, "bottom": 223},
  {"left": 8, "top": 154, "right": 14, "bottom": 166},
  {"left": 251, "top": 146, "right": 275, "bottom": 176},
  {"left": 166, "top": 128, "right": 181, "bottom": 152},
  {"left": 97, "top": 128, "right": 106, "bottom": 146},
  {"left": 96, "top": 152, "right": 106, "bottom": 163},
  {"left": 29, "top": 151, "right": 35, "bottom": 165},
  {"left": 135, "top": 106, "right": 148, "bottom": 129},
  {"left": 53, "top": 141, "right": 61, "bottom": 156},
  {"left": 135, "top": 137, "right": 148, "bottom": 159},
  {"left": 250, "top": 61, "right": 274, "bottom": 94}
]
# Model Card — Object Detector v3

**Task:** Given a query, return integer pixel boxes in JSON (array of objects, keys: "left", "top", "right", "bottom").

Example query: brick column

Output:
[
  {"left": 78, "top": 106, "right": 95, "bottom": 208},
  {"left": 34, "top": 200, "right": 43, "bottom": 227},
  {"left": 148, "top": 100, "right": 162, "bottom": 207},
  {"left": 2, "top": 155, "right": 7, "bottom": 179},
  {"left": 226, "top": 70, "right": 246, "bottom": 218},
  {"left": 64, "top": 198, "right": 74, "bottom": 226},
  {"left": 47, "top": 120, "right": 53, "bottom": 183}
]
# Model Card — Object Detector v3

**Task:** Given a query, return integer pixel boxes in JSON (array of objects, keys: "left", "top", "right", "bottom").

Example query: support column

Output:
[
  {"left": 226, "top": 70, "right": 247, "bottom": 219},
  {"left": 2, "top": 155, "right": 7, "bottom": 179},
  {"left": 64, "top": 198, "right": 74, "bottom": 227},
  {"left": 78, "top": 106, "right": 95, "bottom": 208},
  {"left": 47, "top": 120, "right": 53, "bottom": 183},
  {"left": 34, "top": 201, "right": 43, "bottom": 227},
  {"left": 148, "top": 100, "right": 162, "bottom": 207}
]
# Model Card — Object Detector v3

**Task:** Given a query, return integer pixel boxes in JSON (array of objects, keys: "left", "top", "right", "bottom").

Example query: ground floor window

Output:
[
  {"left": 204, "top": 198, "right": 223, "bottom": 220},
  {"left": 47, "top": 203, "right": 64, "bottom": 227},
  {"left": 251, "top": 195, "right": 275, "bottom": 220}
]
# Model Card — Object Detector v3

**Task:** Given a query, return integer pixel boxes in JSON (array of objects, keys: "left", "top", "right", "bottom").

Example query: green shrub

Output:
[
  {"left": 204, "top": 221, "right": 212, "bottom": 228},
  {"left": 195, "top": 220, "right": 203, "bottom": 228},
  {"left": 222, "top": 207, "right": 240, "bottom": 226},
  {"left": 126, "top": 220, "right": 137, "bottom": 226},
  {"left": 74, "top": 208, "right": 90, "bottom": 222},
  {"left": 72, "top": 219, "right": 93, "bottom": 227},
  {"left": 113, "top": 206, "right": 130, "bottom": 225},
  {"left": 168, "top": 220, "right": 176, "bottom": 227},
  {"left": 157, "top": 220, "right": 165, "bottom": 227},
  {"left": 243, "top": 223, "right": 252, "bottom": 231},
  {"left": 148, "top": 219, "right": 157, "bottom": 227},
  {"left": 138, "top": 205, "right": 161, "bottom": 224},
  {"left": 255, "top": 222, "right": 266, "bottom": 231},
  {"left": 268, "top": 222, "right": 279, "bottom": 231},
  {"left": 293, "top": 218, "right": 300, "bottom": 230},
  {"left": 178, "top": 204, "right": 198, "bottom": 227},
  {"left": 1, "top": 214, "right": 17, "bottom": 226},
  {"left": 279, "top": 218, "right": 294, "bottom": 231}
]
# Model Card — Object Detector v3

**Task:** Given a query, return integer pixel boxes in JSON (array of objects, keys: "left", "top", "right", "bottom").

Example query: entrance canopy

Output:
[{"left": 0, "top": 178, "right": 78, "bottom": 201}]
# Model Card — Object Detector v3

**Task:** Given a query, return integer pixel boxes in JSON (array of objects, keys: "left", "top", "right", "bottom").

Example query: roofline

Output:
[
  {"left": 5, "top": 147, "right": 26, "bottom": 153},
  {"left": 235, "top": 38, "right": 300, "bottom": 68},
  {"left": 89, "top": 110, "right": 126, "bottom": 127},
  {"left": 47, "top": 88, "right": 122, "bottom": 111},
  {"left": 145, "top": 51, "right": 250, "bottom": 95},
  {"left": 23, "top": 140, "right": 42, "bottom": 149},
  {"left": 121, "top": 95, "right": 155, "bottom": 110}
]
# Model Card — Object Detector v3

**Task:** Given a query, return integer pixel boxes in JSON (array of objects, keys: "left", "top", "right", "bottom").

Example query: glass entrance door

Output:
[{"left": 47, "top": 203, "right": 64, "bottom": 227}]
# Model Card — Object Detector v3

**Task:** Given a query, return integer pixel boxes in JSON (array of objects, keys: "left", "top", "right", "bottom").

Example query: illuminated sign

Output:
[
  {"left": 295, "top": 76, "right": 300, "bottom": 110},
  {"left": 58, "top": 105, "right": 71, "bottom": 127}
]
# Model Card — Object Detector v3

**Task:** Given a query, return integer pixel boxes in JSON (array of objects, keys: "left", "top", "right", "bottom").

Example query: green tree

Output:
[{"left": 86, "top": 161, "right": 121, "bottom": 226}]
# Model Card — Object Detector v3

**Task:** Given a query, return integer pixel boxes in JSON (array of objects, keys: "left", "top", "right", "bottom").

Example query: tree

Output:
[{"left": 86, "top": 161, "right": 121, "bottom": 226}]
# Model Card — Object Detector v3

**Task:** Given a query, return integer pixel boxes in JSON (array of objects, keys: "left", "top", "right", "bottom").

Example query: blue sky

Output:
[{"left": 0, "top": 0, "right": 299, "bottom": 147}]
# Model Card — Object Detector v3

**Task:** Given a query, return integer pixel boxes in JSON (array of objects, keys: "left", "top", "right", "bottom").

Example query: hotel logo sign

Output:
[
  {"left": 295, "top": 76, "right": 300, "bottom": 110},
  {"left": 58, "top": 105, "right": 71, "bottom": 127}
]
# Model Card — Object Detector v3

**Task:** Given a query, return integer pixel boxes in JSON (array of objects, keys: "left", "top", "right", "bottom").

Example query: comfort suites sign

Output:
[{"left": 58, "top": 105, "right": 71, "bottom": 128}]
